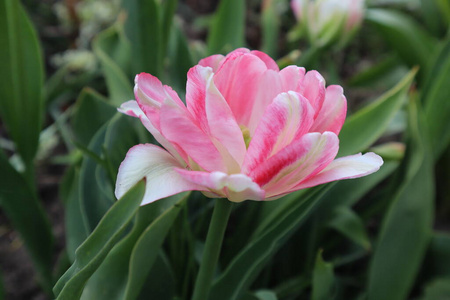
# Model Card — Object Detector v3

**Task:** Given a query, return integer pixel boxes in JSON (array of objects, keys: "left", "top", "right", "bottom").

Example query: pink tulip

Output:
[{"left": 115, "top": 48, "right": 382, "bottom": 205}]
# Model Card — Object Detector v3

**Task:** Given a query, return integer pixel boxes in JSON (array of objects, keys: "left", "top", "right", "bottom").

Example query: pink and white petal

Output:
[
  {"left": 299, "top": 70, "right": 326, "bottom": 118},
  {"left": 159, "top": 99, "right": 226, "bottom": 172},
  {"left": 115, "top": 144, "right": 202, "bottom": 206},
  {"left": 250, "top": 50, "right": 279, "bottom": 71},
  {"left": 118, "top": 100, "right": 188, "bottom": 165},
  {"left": 186, "top": 66, "right": 211, "bottom": 134},
  {"left": 247, "top": 69, "right": 283, "bottom": 133},
  {"left": 134, "top": 73, "right": 185, "bottom": 131},
  {"left": 204, "top": 71, "right": 247, "bottom": 167},
  {"left": 176, "top": 169, "right": 265, "bottom": 202},
  {"left": 243, "top": 91, "right": 315, "bottom": 174},
  {"left": 310, "top": 85, "right": 347, "bottom": 134},
  {"left": 198, "top": 54, "right": 225, "bottom": 72},
  {"left": 186, "top": 65, "right": 246, "bottom": 169},
  {"left": 279, "top": 65, "right": 306, "bottom": 92},
  {"left": 250, "top": 132, "right": 339, "bottom": 197},
  {"left": 213, "top": 52, "right": 268, "bottom": 126},
  {"left": 290, "top": 152, "right": 384, "bottom": 191}
]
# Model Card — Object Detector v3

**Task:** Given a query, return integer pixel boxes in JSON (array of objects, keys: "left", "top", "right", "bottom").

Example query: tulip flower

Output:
[
  {"left": 291, "top": 0, "right": 364, "bottom": 48},
  {"left": 115, "top": 48, "right": 382, "bottom": 205}
]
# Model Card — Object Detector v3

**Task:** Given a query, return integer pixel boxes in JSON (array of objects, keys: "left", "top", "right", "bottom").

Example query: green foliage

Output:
[
  {"left": 312, "top": 251, "right": 335, "bottom": 300},
  {"left": 0, "top": 0, "right": 44, "bottom": 169},
  {"left": 53, "top": 181, "right": 146, "bottom": 300},
  {"left": 368, "top": 98, "right": 434, "bottom": 300},
  {"left": 338, "top": 68, "right": 417, "bottom": 156},
  {"left": 207, "top": 0, "right": 246, "bottom": 54}
]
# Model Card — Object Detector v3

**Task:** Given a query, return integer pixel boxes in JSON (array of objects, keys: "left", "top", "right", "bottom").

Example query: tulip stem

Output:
[{"left": 192, "top": 198, "right": 233, "bottom": 300}]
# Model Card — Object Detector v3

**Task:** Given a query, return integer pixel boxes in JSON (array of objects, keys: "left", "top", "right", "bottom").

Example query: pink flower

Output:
[{"left": 115, "top": 48, "right": 382, "bottom": 205}]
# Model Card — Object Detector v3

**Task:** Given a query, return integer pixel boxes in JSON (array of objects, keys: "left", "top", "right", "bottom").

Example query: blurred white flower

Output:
[
  {"left": 51, "top": 49, "right": 97, "bottom": 72},
  {"left": 291, "top": 0, "right": 365, "bottom": 48}
]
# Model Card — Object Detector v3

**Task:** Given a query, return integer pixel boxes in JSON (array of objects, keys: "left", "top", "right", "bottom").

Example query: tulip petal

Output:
[
  {"left": 186, "top": 65, "right": 247, "bottom": 169},
  {"left": 299, "top": 70, "right": 326, "bottom": 117},
  {"left": 198, "top": 54, "right": 225, "bottom": 72},
  {"left": 250, "top": 132, "right": 339, "bottom": 197},
  {"left": 250, "top": 50, "right": 279, "bottom": 71},
  {"left": 176, "top": 169, "right": 265, "bottom": 202},
  {"left": 159, "top": 99, "right": 226, "bottom": 172},
  {"left": 279, "top": 65, "right": 306, "bottom": 92},
  {"left": 291, "top": 152, "right": 383, "bottom": 190},
  {"left": 243, "top": 91, "right": 315, "bottom": 174},
  {"left": 118, "top": 100, "right": 187, "bottom": 164},
  {"left": 115, "top": 144, "right": 202, "bottom": 205},
  {"left": 310, "top": 85, "right": 347, "bottom": 134},
  {"left": 134, "top": 73, "right": 185, "bottom": 131},
  {"left": 213, "top": 52, "right": 271, "bottom": 127}
]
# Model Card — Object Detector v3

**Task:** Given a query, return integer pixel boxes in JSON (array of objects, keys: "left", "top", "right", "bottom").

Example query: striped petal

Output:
[
  {"left": 115, "top": 144, "right": 202, "bottom": 205},
  {"left": 291, "top": 152, "right": 383, "bottom": 191},
  {"left": 310, "top": 85, "right": 347, "bottom": 134},
  {"left": 243, "top": 91, "right": 315, "bottom": 174},
  {"left": 176, "top": 169, "right": 265, "bottom": 202},
  {"left": 249, "top": 132, "right": 339, "bottom": 197},
  {"left": 186, "top": 65, "right": 247, "bottom": 169},
  {"left": 159, "top": 99, "right": 226, "bottom": 172},
  {"left": 299, "top": 70, "right": 326, "bottom": 117}
]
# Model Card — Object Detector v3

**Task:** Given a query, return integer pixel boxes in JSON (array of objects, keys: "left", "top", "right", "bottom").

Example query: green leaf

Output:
[
  {"left": 368, "top": 97, "right": 434, "bottom": 300},
  {"left": 338, "top": 67, "right": 417, "bottom": 157},
  {"left": 365, "top": 8, "right": 436, "bottom": 79},
  {"left": 0, "top": 150, "right": 53, "bottom": 292},
  {"left": 71, "top": 88, "right": 117, "bottom": 147},
  {"left": 424, "top": 39, "right": 450, "bottom": 159},
  {"left": 312, "top": 251, "right": 335, "bottom": 300},
  {"left": 254, "top": 290, "right": 278, "bottom": 300},
  {"left": 161, "top": 0, "right": 178, "bottom": 56},
  {"left": 124, "top": 195, "right": 187, "bottom": 300},
  {"left": 93, "top": 24, "right": 133, "bottom": 106},
  {"left": 79, "top": 192, "right": 187, "bottom": 300},
  {"left": 122, "top": 0, "right": 162, "bottom": 76},
  {"left": 61, "top": 167, "right": 89, "bottom": 262},
  {"left": 79, "top": 125, "right": 115, "bottom": 233},
  {"left": 207, "top": 0, "right": 245, "bottom": 54},
  {"left": 167, "top": 20, "right": 194, "bottom": 93},
  {"left": 327, "top": 206, "right": 371, "bottom": 250},
  {"left": 0, "top": 0, "right": 44, "bottom": 167},
  {"left": 0, "top": 270, "right": 4, "bottom": 300},
  {"left": 424, "top": 233, "right": 450, "bottom": 279},
  {"left": 261, "top": 0, "right": 281, "bottom": 58},
  {"left": 209, "top": 186, "right": 332, "bottom": 300},
  {"left": 53, "top": 181, "right": 146, "bottom": 299},
  {"left": 420, "top": 278, "right": 450, "bottom": 300}
]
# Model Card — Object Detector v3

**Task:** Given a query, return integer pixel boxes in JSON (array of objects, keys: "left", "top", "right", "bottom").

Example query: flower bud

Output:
[{"left": 291, "top": 0, "right": 364, "bottom": 48}]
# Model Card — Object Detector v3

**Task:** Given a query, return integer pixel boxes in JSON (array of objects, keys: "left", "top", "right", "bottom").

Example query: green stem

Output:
[{"left": 192, "top": 198, "right": 233, "bottom": 300}]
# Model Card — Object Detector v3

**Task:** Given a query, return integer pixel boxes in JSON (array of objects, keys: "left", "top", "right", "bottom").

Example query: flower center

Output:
[{"left": 240, "top": 125, "right": 251, "bottom": 149}]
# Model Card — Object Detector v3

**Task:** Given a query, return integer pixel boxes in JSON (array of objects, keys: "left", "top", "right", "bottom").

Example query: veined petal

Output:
[
  {"left": 176, "top": 169, "right": 265, "bottom": 202},
  {"left": 134, "top": 73, "right": 185, "bottom": 131},
  {"left": 186, "top": 65, "right": 247, "bottom": 169},
  {"left": 250, "top": 132, "right": 339, "bottom": 197},
  {"left": 198, "top": 54, "right": 225, "bottom": 72},
  {"left": 290, "top": 152, "right": 383, "bottom": 191},
  {"left": 115, "top": 144, "right": 202, "bottom": 205},
  {"left": 213, "top": 52, "right": 268, "bottom": 127},
  {"left": 243, "top": 91, "right": 315, "bottom": 174},
  {"left": 250, "top": 50, "right": 279, "bottom": 71},
  {"left": 299, "top": 70, "right": 326, "bottom": 118},
  {"left": 118, "top": 100, "right": 187, "bottom": 165},
  {"left": 310, "top": 85, "right": 347, "bottom": 134},
  {"left": 159, "top": 99, "right": 226, "bottom": 172},
  {"left": 279, "top": 65, "right": 306, "bottom": 92}
]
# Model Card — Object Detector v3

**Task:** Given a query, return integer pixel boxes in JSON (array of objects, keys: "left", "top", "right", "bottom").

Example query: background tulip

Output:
[{"left": 291, "top": 0, "right": 365, "bottom": 48}]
